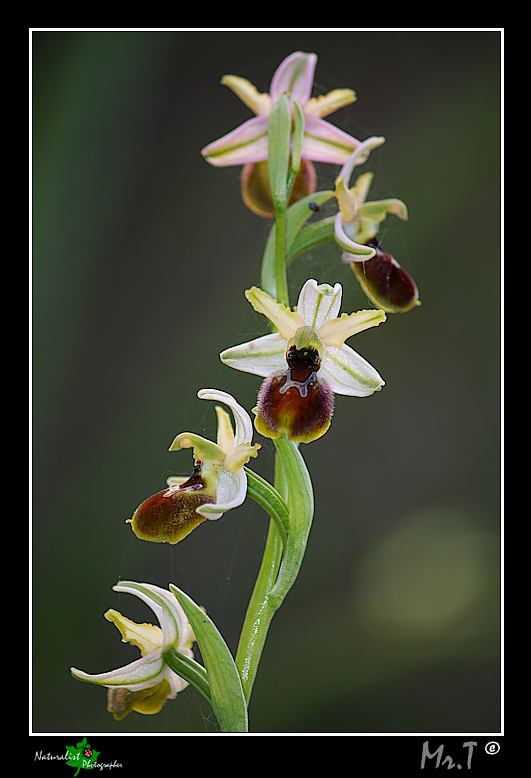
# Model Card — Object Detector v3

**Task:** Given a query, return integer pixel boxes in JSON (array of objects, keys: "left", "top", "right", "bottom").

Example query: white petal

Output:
[
  {"left": 220, "top": 333, "right": 287, "bottom": 377},
  {"left": 321, "top": 344, "right": 385, "bottom": 397},
  {"left": 297, "top": 279, "right": 342, "bottom": 330},
  {"left": 197, "top": 389, "right": 253, "bottom": 447},
  {"left": 337, "top": 136, "right": 386, "bottom": 189},
  {"left": 71, "top": 649, "right": 165, "bottom": 691},
  {"left": 112, "top": 582, "right": 187, "bottom": 650},
  {"left": 334, "top": 211, "right": 376, "bottom": 260},
  {"left": 197, "top": 468, "right": 247, "bottom": 520}
]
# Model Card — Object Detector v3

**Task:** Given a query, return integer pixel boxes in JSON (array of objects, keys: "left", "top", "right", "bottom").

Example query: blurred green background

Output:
[{"left": 32, "top": 30, "right": 501, "bottom": 734}]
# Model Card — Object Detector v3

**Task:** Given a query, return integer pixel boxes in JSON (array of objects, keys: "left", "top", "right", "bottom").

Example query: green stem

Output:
[
  {"left": 235, "top": 436, "right": 314, "bottom": 704},
  {"left": 273, "top": 204, "right": 289, "bottom": 307},
  {"left": 235, "top": 97, "right": 316, "bottom": 709},
  {"left": 235, "top": 453, "right": 286, "bottom": 703}
]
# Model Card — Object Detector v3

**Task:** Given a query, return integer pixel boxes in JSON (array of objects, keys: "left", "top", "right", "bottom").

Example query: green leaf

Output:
[
  {"left": 267, "top": 93, "right": 291, "bottom": 211},
  {"left": 244, "top": 466, "right": 289, "bottom": 547},
  {"left": 269, "top": 435, "right": 314, "bottom": 606},
  {"left": 286, "top": 99, "right": 304, "bottom": 199},
  {"left": 169, "top": 584, "right": 248, "bottom": 733},
  {"left": 286, "top": 216, "right": 336, "bottom": 265},
  {"left": 285, "top": 191, "right": 334, "bottom": 245}
]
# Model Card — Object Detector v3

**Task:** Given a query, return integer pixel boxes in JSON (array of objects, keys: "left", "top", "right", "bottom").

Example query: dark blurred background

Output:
[{"left": 32, "top": 30, "right": 501, "bottom": 734}]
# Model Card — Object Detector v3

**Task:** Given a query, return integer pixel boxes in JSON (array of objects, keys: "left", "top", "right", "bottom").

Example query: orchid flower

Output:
[
  {"left": 201, "top": 51, "right": 369, "bottom": 217},
  {"left": 128, "top": 390, "right": 260, "bottom": 545},
  {"left": 220, "top": 279, "right": 385, "bottom": 443},
  {"left": 334, "top": 137, "right": 420, "bottom": 313},
  {"left": 71, "top": 582, "right": 196, "bottom": 720}
]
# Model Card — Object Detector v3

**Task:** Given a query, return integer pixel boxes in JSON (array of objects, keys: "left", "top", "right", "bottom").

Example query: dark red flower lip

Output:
[
  {"left": 254, "top": 367, "right": 334, "bottom": 444},
  {"left": 351, "top": 238, "right": 420, "bottom": 313}
]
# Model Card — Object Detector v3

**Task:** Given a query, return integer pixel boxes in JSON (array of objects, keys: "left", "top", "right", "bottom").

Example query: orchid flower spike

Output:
[
  {"left": 127, "top": 390, "right": 260, "bottom": 545},
  {"left": 334, "top": 138, "right": 420, "bottom": 313},
  {"left": 201, "top": 51, "right": 369, "bottom": 217},
  {"left": 220, "top": 280, "right": 386, "bottom": 443},
  {"left": 71, "top": 582, "right": 196, "bottom": 720}
]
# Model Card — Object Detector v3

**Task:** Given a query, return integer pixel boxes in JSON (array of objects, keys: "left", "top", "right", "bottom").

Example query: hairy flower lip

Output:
[{"left": 349, "top": 240, "right": 421, "bottom": 313}]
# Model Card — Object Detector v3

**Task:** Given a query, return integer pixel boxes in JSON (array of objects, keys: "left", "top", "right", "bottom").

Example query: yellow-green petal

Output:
[
  {"left": 220, "top": 74, "right": 271, "bottom": 116},
  {"left": 319, "top": 309, "right": 386, "bottom": 347},
  {"left": 358, "top": 197, "right": 408, "bottom": 223},
  {"left": 334, "top": 175, "right": 358, "bottom": 223},
  {"left": 105, "top": 609, "right": 162, "bottom": 657},
  {"left": 169, "top": 432, "right": 226, "bottom": 463},
  {"left": 245, "top": 286, "right": 303, "bottom": 339},
  {"left": 215, "top": 406, "right": 235, "bottom": 454},
  {"left": 223, "top": 442, "right": 261, "bottom": 474},
  {"left": 305, "top": 88, "right": 356, "bottom": 118}
]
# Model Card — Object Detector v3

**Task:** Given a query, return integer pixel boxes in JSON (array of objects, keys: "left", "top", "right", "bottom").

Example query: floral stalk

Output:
[
  {"left": 232, "top": 89, "right": 316, "bottom": 705},
  {"left": 235, "top": 455, "right": 286, "bottom": 702}
]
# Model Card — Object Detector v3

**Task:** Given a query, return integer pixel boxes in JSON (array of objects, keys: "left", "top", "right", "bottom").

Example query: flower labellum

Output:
[
  {"left": 351, "top": 237, "right": 421, "bottom": 313},
  {"left": 127, "top": 462, "right": 214, "bottom": 546},
  {"left": 255, "top": 325, "right": 334, "bottom": 443},
  {"left": 220, "top": 279, "right": 386, "bottom": 443},
  {"left": 128, "top": 390, "right": 260, "bottom": 544}
]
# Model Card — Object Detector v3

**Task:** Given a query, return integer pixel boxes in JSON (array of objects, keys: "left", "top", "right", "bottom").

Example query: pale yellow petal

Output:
[
  {"left": 305, "top": 88, "right": 356, "bottom": 118},
  {"left": 350, "top": 172, "right": 374, "bottom": 208},
  {"left": 358, "top": 197, "right": 409, "bottom": 222},
  {"left": 245, "top": 286, "right": 303, "bottom": 339},
  {"left": 224, "top": 442, "right": 261, "bottom": 474},
  {"left": 169, "top": 432, "right": 225, "bottom": 463},
  {"left": 221, "top": 74, "right": 272, "bottom": 116},
  {"left": 319, "top": 309, "right": 386, "bottom": 347},
  {"left": 215, "top": 406, "right": 235, "bottom": 453},
  {"left": 105, "top": 609, "right": 163, "bottom": 657},
  {"left": 334, "top": 175, "right": 358, "bottom": 223}
]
